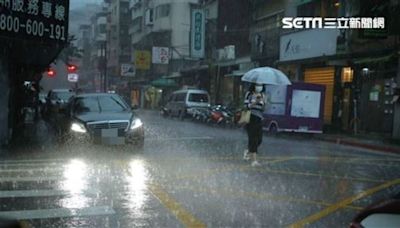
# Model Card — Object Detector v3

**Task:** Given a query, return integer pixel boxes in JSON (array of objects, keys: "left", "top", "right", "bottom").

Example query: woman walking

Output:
[{"left": 243, "top": 83, "right": 266, "bottom": 167}]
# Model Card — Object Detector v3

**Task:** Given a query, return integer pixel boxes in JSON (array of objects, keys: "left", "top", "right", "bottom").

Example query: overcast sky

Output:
[
  {"left": 70, "top": 0, "right": 102, "bottom": 10},
  {"left": 69, "top": 0, "right": 103, "bottom": 36}
]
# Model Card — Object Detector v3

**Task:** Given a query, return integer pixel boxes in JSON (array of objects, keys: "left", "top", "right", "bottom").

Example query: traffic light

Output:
[
  {"left": 67, "top": 64, "right": 77, "bottom": 73},
  {"left": 47, "top": 68, "right": 56, "bottom": 77}
]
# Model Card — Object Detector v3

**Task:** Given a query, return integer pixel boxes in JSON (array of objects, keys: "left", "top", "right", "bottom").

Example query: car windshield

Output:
[
  {"left": 98, "top": 95, "right": 128, "bottom": 112},
  {"left": 74, "top": 97, "right": 100, "bottom": 113},
  {"left": 55, "top": 92, "right": 74, "bottom": 101},
  {"left": 189, "top": 93, "right": 209, "bottom": 102}
]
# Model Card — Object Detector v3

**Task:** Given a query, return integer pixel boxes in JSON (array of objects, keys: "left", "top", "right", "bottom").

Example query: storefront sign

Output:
[
  {"left": 280, "top": 29, "right": 339, "bottom": 62},
  {"left": 121, "top": 64, "right": 135, "bottom": 77},
  {"left": 191, "top": 9, "right": 205, "bottom": 58},
  {"left": 67, "top": 73, "right": 78, "bottom": 82},
  {"left": 0, "top": 0, "right": 69, "bottom": 43},
  {"left": 369, "top": 91, "right": 379, "bottom": 101},
  {"left": 134, "top": 50, "right": 151, "bottom": 70},
  {"left": 152, "top": 47, "right": 169, "bottom": 64}
]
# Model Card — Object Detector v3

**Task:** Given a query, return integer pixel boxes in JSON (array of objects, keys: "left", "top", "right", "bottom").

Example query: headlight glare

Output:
[
  {"left": 130, "top": 119, "right": 143, "bottom": 130},
  {"left": 71, "top": 122, "right": 87, "bottom": 133}
]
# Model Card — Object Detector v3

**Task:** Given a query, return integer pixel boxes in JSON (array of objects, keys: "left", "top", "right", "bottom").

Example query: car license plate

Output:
[
  {"left": 102, "top": 137, "right": 125, "bottom": 145},
  {"left": 101, "top": 129, "right": 118, "bottom": 137}
]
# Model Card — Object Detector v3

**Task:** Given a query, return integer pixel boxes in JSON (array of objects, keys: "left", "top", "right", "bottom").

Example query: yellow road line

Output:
[
  {"left": 171, "top": 162, "right": 383, "bottom": 184},
  {"left": 149, "top": 184, "right": 206, "bottom": 228},
  {"left": 166, "top": 185, "right": 363, "bottom": 211},
  {"left": 173, "top": 158, "right": 293, "bottom": 181},
  {"left": 251, "top": 167, "right": 384, "bottom": 183},
  {"left": 268, "top": 157, "right": 294, "bottom": 164},
  {"left": 288, "top": 178, "right": 400, "bottom": 228}
]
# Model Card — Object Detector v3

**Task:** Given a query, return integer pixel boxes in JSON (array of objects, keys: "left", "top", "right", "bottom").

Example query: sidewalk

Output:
[{"left": 313, "top": 133, "right": 400, "bottom": 154}]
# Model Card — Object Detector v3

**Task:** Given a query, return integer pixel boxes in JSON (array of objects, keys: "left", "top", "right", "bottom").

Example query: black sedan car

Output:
[{"left": 59, "top": 93, "right": 144, "bottom": 148}]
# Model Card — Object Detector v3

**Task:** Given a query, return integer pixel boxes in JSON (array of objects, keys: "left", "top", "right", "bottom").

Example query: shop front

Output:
[
  {"left": 352, "top": 54, "right": 398, "bottom": 135},
  {"left": 217, "top": 57, "right": 257, "bottom": 108},
  {"left": 278, "top": 29, "right": 341, "bottom": 128}
]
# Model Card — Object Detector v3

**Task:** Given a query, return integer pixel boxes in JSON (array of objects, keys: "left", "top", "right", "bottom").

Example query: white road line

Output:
[
  {"left": 0, "top": 167, "right": 62, "bottom": 173},
  {"left": 0, "top": 189, "right": 98, "bottom": 198},
  {"left": 0, "top": 206, "right": 115, "bottom": 220},
  {"left": 146, "top": 136, "right": 213, "bottom": 141},
  {"left": 0, "top": 163, "right": 63, "bottom": 168},
  {"left": 0, "top": 176, "right": 60, "bottom": 182},
  {"left": 0, "top": 158, "right": 66, "bottom": 164}
]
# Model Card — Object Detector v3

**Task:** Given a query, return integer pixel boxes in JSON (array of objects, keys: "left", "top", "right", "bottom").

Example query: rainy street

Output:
[{"left": 0, "top": 110, "right": 397, "bottom": 227}]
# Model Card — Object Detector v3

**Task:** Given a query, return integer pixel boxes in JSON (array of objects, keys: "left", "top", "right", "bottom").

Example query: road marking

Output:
[
  {"left": 288, "top": 178, "right": 400, "bottom": 228},
  {"left": 146, "top": 136, "right": 213, "bottom": 141},
  {"left": 171, "top": 162, "right": 383, "bottom": 184},
  {"left": 268, "top": 157, "right": 294, "bottom": 164},
  {"left": 0, "top": 189, "right": 98, "bottom": 198},
  {"left": 0, "top": 206, "right": 115, "bottom": 220},
  {"left": 173, "top": 158, "right": 293, "bottom": 181},
  {"left": 252, "top": 167, "right": 384, "bottom": 183},
  {"left": 0, "top": 167, "right": 62, "bottom": 173},
  {"left": 280, "top": 156, "right": 400, "bottom": 168},
  {"left": 167, "top": 185, "right": 363, "bottom": 211},
  {"left": 0, "top": 158, "right": 66, "bottom": 164},
  {"left": 0, "top": 176, "right": 60, "bottom": 182},
  {"left": 149, "top": 184, "right": 206, "bottom": 228},
  {"left": 0, "top": 163, "right": 63, "bottom": 168}
]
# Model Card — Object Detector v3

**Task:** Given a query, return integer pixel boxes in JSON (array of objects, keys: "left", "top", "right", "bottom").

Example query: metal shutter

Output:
[{"left": 304, "top": 67, "right": 334, "bottom": 124}]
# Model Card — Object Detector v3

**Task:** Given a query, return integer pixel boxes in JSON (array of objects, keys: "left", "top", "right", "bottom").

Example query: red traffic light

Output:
[
  {"left": 67, "top": 64, "right": 77, "bottom": 73},
  {"left": 47, "top": 68, "right": 56, "bottom": 77}
]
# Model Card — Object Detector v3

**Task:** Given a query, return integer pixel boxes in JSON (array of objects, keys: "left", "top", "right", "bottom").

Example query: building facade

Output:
[
  {"left": 106, "top": 0, "right": 131, "bottom": 91},
  {"left": 128, "top": 0, "right": 200, "bottom": 108},
  {"left": 275, "top": 0, "right": 400, "bottom": 137}
]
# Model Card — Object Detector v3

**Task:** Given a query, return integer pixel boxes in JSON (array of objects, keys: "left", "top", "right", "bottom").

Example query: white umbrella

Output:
[{"left": 241, "top": 67, "right": 291, "bottom": 85}]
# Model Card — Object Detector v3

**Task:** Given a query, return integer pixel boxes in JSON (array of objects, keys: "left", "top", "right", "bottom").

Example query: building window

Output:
[
  {"left": 342, "top": 67, "right": 354, "bottom": 83},
  {"left": 132, "top": 16, "right": 143, "bottom": 32},
  {"left": 99, "top": 24, "right": 106, "bottom": 34},
  {"left": 145, "top": 9, "right": 154, "bottom": 25},
  {"left": 155, "top": 4, "right": 170, "bottom": 19}
]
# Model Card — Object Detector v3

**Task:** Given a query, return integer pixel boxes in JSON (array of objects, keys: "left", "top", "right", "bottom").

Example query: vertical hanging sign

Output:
[{"left": 190, "top": 9, "right": 205, "bottom": 58}]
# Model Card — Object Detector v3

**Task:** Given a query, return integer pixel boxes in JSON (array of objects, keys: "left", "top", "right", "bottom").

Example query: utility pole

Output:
[{"left": 100, "top": 41, "right": 108, "bottom": 92}]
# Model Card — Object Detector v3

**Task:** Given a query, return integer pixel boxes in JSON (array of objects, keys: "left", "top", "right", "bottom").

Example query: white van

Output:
[{"left": 164, "top": 89, "right": 210, "bottom": 119}]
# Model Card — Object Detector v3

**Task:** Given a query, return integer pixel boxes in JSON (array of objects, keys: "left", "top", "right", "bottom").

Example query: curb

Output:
[{"left": 317, "top": 137, "right": 400, "bottom": 154}]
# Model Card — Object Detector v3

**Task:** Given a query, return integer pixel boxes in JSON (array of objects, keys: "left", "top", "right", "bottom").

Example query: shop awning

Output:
[
  {"left": 163, "top": 72, "right": 181, "bottom": 79},
  {"left": 296, "top": 0, "right": 313, "bottom": 5},
  {"left": 217, "top": 56, "right": 252, "bottom": 67},
  {"left": 225, "top": 70, "right": 247, "bottom": 77},
  {"left": 353, "top": 54, "right": 394, "bottom": 65},
  {"left": 150, "top": 78, "right": 178, "bottom": 88},
  {"left": 180, "top": 64, "right": 209, "bottom": 73}
]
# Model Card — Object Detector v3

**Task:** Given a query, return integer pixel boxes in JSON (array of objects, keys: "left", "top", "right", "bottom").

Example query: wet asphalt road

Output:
[{"left": 0, "top": 110, "right": 400, "bottom": 227}]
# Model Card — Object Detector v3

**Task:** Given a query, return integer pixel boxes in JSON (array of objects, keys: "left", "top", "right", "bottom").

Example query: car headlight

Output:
[
  {"left": 71, "top": 122, "right": 87, "bottom": 133},
  {"left": 130, "top": 118, "right": 143, "bottom": 130}
]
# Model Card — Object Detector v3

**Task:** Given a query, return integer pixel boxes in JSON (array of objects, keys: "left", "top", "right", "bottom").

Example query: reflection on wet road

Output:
[{"left": 0, "top": 110, "right": 399, "bottom": 227}]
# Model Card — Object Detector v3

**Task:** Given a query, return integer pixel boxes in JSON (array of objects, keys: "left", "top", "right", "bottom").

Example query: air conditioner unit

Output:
[
  {"left": 145, "top": 9, "right": 153, "bottom": 25},
  {"left": 217, "top": 49, "right": 226, "bottom": 61}
]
